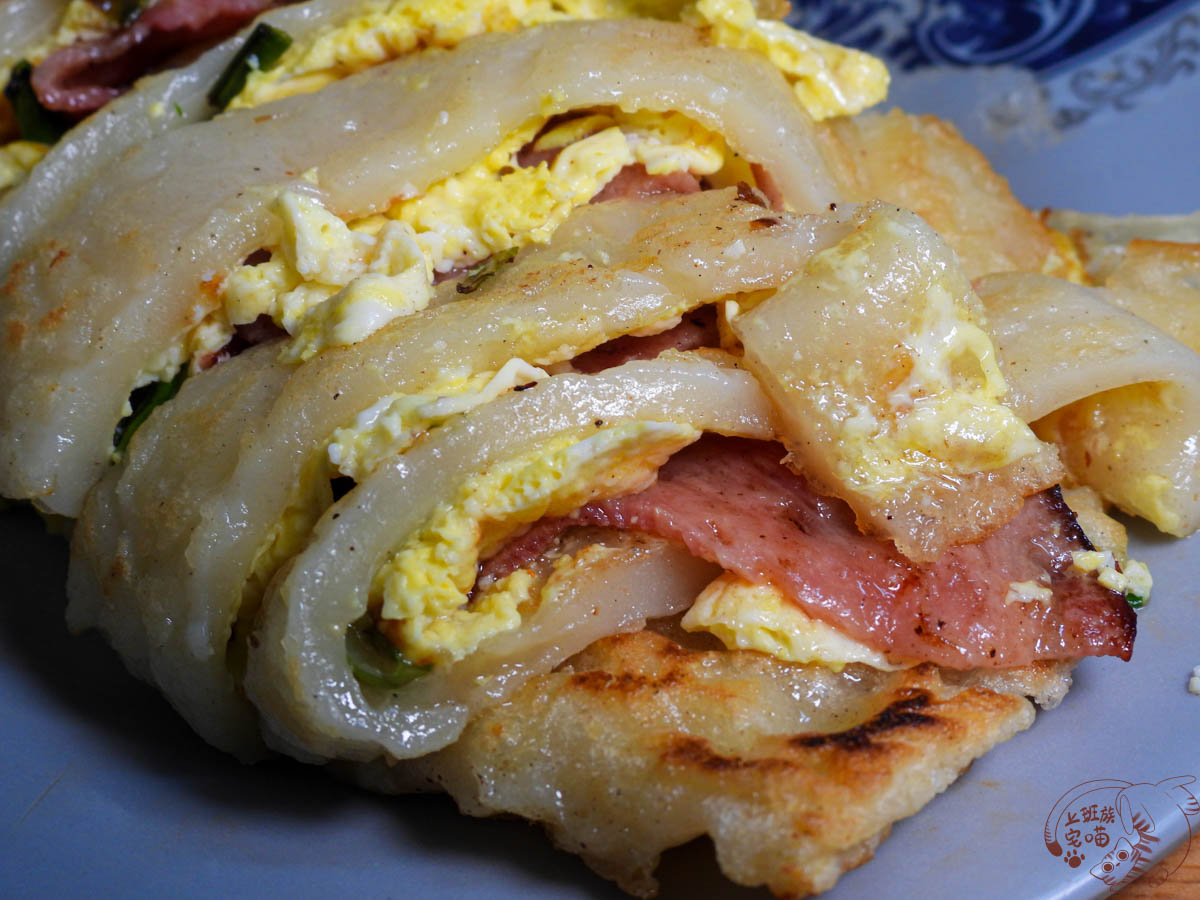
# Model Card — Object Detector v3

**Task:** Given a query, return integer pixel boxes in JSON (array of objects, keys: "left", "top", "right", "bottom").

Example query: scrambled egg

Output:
[
  {"left": 229, "top": 0, "right": 887, "bottom": 122},
  {"left": 130, "top": 308, "right": 232, "bottom": 393},
  {"left": 374, "top": 421, "right": 700, "bottom": 665},
  {"left": 0, "top": 141, "right": 48, "bottom": 192},
  {"left": 328, "top": 358, "right": 549, "bottom": 480},
  {"left": 682, "top": 573, "right": 904, "bottom": 671},
  {"left": 217, "top": 107, "right": 726, "bottom": 342},
  {"left": 684, "top": 0, "right": 888, "bottom": 119},
  {"left": 1034, "top": 382, "right": 1187, "bottom": 536},
  {"left": 386, "top": 109, "right": 726, "bottom": 273},
  {"left": 222, "top": 190, "right": 434, "bottom": 362}
]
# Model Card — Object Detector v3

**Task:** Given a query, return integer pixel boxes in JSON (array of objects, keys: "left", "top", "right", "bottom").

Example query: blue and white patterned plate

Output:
[
  {"left": 2, "top": 4, "right": 1198, "bottom": 900},
  {"left": 792, "top": 0, "right": 1200, "bottom": 212}
]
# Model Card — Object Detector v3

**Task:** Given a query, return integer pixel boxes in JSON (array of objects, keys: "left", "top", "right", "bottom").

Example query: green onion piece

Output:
[
  {"left": 111, "top": 368, "right": 186, "bottom": 458},
  {"left": 99, "top": 0, "right": 144, "bottom": 25},
  {"left": 207, "top": 23, "right": 293, "bottom": 110},
  {"left": 346, "top": 616, "right": 431, "bottom": 689},
  {"left": 456, "top": 247, "right": 519, "bottom": 294},
  {"left": 3, "top": 61, "right": 70, "bottom": 145},
  {"left": 1126, "top": 593, "right": 1146, "bottom": 609}
]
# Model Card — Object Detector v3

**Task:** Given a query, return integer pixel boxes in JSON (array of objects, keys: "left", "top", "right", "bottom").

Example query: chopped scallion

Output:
[
  {"left": 456, "top": 247, "right": 519, "bottom": 294},
  {"left": 3, "top": 61, "right": 70, "bottom": 145},
  {"left": 1126, "top": 593, "right": 1146, "bottom": 609},
  {"left": 346, "top": 616, "right": 430, "bottom": 689},
  {"left": 207, "top": 23, "right": 293, "bottom": 110},
  {"left": 111, "top": 368, "right": 186, "bottom": 459}
]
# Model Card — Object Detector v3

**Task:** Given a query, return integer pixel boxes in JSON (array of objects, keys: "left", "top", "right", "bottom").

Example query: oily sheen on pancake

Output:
[{"left": 352, "top": 630, "right": 1053, "bottom": 898}]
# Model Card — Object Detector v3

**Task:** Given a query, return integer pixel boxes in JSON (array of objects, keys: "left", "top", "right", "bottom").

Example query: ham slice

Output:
[
  {"left": 571, "top": 306, "right": 718, "bottom": 374},
  {"left": 480, "top": 436, "right": 1136, "bottom": 669},
  {"left": 32, "top": 0, "right": 276, "bottom": 115},
  {"left": 590, "top": 164, "right": 701, "bottom": 201}
]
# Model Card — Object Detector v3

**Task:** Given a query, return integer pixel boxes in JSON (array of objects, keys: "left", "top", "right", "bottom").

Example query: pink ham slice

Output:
[
  {"left": 590, "top": 164, "right": 701, "bottom": 202},
  {"left": 32, "top": 0, "right": 277, "bottom": 115},
  {"left": 479, "top": 436, "right": 1136, "bottom": 669},
  {"left": 571, "top": 306, "right": 718, "bottom": 374}
]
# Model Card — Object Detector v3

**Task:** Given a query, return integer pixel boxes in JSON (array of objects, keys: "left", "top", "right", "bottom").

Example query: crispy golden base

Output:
[{"left": 352, "top": 631, "right": 1064, "bottom": 897}]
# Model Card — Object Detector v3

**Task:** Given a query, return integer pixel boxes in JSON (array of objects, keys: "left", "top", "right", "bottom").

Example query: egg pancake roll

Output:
[
  {"left": 1, "top": 19, "right": 836, "bottom": 516},
  {"left": 67, "top": 190, "right": 852, "bottom": 759}
]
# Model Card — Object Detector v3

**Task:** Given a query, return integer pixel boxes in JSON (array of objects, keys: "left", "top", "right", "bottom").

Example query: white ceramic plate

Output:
[{"left": 3, "top": 4, "right": 1199, "bottom": 898}]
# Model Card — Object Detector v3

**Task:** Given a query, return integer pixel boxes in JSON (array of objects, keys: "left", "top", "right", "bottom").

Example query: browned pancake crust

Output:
[{"left": 363, "top": 632, "right": 1041, "bottom": 897}]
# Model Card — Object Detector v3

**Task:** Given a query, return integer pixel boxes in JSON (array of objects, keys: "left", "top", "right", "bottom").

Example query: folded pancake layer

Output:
[
  {"left": 977, "top": 273, "right": 1200, "bottom": 537},
  {"left": 245, "top": 354, "right": 777, "bottom": 763}
]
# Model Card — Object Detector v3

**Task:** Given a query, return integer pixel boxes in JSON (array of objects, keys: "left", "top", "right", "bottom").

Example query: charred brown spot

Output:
[
  {"left": 662, "top": 736, "right": 756, "bottom": 772},
  {"left": 568, "top": 669, "right": 683, "bottom": 694},
  {"left": 734, "top": 181, "right": 767, "bottom": 207},
  {"left": 5, "top": 319, "right": 25, "bottom": 348},
  {"left": 108, "top": 556, "right": 128, "bottom": 583},
  {"left": 660, "top": 735, "right": 798, "bottom": 774},
  {"left": 199, "top": 274, "right": 223, "bottom": 298},
  {"left": 38, "top": 304, "right": 68, "bottom": 329},
  {"left": 748, "top": 216, "right": 782, "bottom": 231},
  {"left": 789, "top": 691, "right": 936, "bottom": 751},
  {"left": 48, "top": 247, "right": 70, "bottom": 269},
  {"left": 1045, "top": 484, "right": 1094, "bottom": 552},
  {"left": 3, "top": 261, "right": 25, "bottom": 294}
]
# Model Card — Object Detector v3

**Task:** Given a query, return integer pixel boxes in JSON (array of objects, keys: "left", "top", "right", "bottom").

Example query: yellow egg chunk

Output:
[
  {"left": 394, "top": 121, "right": 634, "bottom": 271},
  {"left": 682, "top": 573, "right": 904, "bottom": 671},
  {"left": 1070, "top": 549, "right": 1153, "bottom": 602},
  {"left": 374, "top": 422, "right": 700, "bottom": 665},
  {"left": 229, "top": 0, "right": 885, "bottom": 123},
  {"left": 328, "top": 358, "right": 549, "bottom": 481},
  {"left": 687, "top": 0, "right": 888, "bottom": 120},
  {"left": 0, "top": 141, "right": 49, "bottom": 192},
  {"left": 220, "top": 191, "right": 435, "bottom": 361}
]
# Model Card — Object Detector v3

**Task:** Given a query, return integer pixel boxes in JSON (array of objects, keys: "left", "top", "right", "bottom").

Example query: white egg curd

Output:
[{"left": 372, "top": 421, "right": 700, "bottom": 665}]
